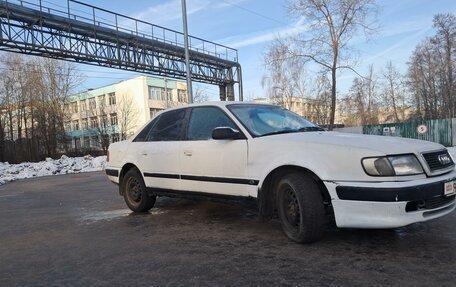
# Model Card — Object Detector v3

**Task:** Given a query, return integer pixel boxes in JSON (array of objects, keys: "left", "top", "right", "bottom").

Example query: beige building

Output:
[{"left": 65, "top": 75, "right": 187, "bottom": 151}]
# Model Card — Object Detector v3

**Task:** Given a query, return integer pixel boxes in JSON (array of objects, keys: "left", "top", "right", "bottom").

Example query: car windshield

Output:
[{"left": 227, "top": 104, "right": 324, "bottom": 137}]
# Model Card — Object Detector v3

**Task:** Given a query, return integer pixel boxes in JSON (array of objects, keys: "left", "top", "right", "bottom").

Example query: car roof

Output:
[
  {"left": 151, "top": 101, "right": 277, "bottom": 120},
  {"left": 169, "top": 101, "right": 275, "bottom": 110}
]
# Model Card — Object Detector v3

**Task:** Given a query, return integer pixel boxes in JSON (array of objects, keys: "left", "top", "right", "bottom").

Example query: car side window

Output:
[
  {"left": 187, "top": 107, "right": 239, "bottom": 140},
  {"left": 146, "top": 109, "right": 186, "bottom": 141},
  {"left": 133, "top": 118, "right": 159, "bottom": 142}
]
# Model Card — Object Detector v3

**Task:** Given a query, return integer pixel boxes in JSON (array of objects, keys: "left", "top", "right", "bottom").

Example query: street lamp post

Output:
[{"left": 181, "top": 0, "right": 193, "bottom": 103}]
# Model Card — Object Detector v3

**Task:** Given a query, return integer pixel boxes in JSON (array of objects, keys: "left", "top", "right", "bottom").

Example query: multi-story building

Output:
[{"left": 65, "top": 75, "right": 187, "bottom": 152}]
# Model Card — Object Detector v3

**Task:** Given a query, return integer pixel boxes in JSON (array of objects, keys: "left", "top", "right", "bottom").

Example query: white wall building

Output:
[{"left": 65, "top": 75, "right": 187, "bottom": 151}]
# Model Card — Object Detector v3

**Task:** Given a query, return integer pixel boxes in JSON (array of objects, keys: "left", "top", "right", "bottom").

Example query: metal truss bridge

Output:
[{"left": 0, "top": 0, "right": 242, "bottom": 100}]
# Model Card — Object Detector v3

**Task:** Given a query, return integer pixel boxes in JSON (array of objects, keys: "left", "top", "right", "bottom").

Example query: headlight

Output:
[{"left": 362, "top": 155, "right": 423, "bottom": 176}]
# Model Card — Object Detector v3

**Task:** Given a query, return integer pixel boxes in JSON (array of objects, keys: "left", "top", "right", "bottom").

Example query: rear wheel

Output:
[
  {"left": 122, "top": 168, "right": 156, "bottom": 212},
  {"left": 277, "top": 173, "right": 325, "bottom": 243}
]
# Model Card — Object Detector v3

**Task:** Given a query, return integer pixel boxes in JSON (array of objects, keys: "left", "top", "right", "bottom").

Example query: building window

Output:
[
  {"left": 80, "top": 100, "right": 87, "bottom": 111},
  {"left": 98, "top": 95, "right": 106, "bottom": 107},
  {"left": 178, "top": 89, "right": 187, "bottom": 102},
  {"left": 90, "top": 136, "right": 99, "bottom": 148},
  {"left": 82, "top": 119, "right": 88, "bottom": 130},
  {"left": 71, "top": 102, "right": 78, "bottom": 113},
  {"left": 84, "top": 137, "right": 90, "bottom": 148},
  {"left": 148, "top": 86, "right": 167, "bottom": 101},
  {"left": 100, "top": 115, "right": 108, "bottom": 127},
  {"left": 111, "top": 133, "right": 120, "bottom": 143},
  {"left": 72, "top": 120, "right": 79, "bottom": 131},
  {"left": 150, "top": 108, "right": 163, "bottom": 119},
  {"left": 89, "top": 98, "right": 96, "bottom": 110},
  {"left": 108, "top": 93, "right": 116, "bottom": 105},
  {"left": 110, "top": 113, "right": 118, "bottom": 125},
  {"left": 74, "top": 137, "right": 81, "bottom": 150},
  {"left": 90, "top": 117, "right": 98, "bottom": 128}
]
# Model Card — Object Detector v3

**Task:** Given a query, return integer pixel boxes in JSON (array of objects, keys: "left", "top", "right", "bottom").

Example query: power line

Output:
[{"left": 221, "top": 0, "right": 288, "bottom": 26}]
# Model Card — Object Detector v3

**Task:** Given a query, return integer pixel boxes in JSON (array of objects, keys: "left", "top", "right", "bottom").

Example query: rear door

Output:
[{"left": 136, "top": 108, "right": 187, "bottom": 190}]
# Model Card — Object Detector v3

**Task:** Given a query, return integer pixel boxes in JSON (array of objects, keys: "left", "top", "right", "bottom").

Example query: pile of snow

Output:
[{"left": 0, "top": 155, "right": 106, "bottom": 185}]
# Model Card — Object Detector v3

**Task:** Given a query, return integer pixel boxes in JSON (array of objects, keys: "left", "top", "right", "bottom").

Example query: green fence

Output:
[{"left": 363, "top": 119, "right": 453, "bottom": 147}]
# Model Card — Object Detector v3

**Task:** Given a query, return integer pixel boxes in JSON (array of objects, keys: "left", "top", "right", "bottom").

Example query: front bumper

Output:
[
  {"left": 105, "top": 168, "right": 120, "bottom": 184},
  {"left": 324, "top": 170, "right": 456, "bottom": 228}
]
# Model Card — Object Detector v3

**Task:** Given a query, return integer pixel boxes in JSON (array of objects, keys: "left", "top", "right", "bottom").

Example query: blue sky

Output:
[{"left": 58, "top": 0, "right": 456, "bottom": 100}]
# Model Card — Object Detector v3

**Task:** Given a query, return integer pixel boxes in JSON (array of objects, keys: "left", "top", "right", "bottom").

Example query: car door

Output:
[
  {"left": 180, "top": 106, "right": 256, "bottom": 197},
  {"left": 135, "top": 108, "right": 187, "bottom": 190}
]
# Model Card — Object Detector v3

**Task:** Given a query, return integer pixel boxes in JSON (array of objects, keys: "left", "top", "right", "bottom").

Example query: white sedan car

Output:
[{"left": 106, "top": 102, "right": 456, "bottom": 243}]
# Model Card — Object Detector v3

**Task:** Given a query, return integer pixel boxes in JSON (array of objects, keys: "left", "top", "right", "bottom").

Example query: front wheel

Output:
[
  {"left": 122, "top": 168, "right": 156, "bottom": 212},
  {"left": 277, "top": 173, "right": 325, "bottom": 243}
]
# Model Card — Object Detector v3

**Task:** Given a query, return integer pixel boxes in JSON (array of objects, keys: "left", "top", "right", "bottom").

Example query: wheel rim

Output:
[
  {"left": 126, "top": 177, "right": 142, "bottom": 204},
  {"left": 283, "top": 187, "right": 301, "bottom": 227}
]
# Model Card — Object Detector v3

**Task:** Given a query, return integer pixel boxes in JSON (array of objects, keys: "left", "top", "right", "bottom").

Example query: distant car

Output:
[{"left": 106, "top": 102, "right": 456, "bottom": 243}]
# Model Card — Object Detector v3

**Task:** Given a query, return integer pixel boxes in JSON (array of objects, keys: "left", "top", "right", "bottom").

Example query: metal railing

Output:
[{"left": 9, "top": 0, "right": 238, "bottom": 63}]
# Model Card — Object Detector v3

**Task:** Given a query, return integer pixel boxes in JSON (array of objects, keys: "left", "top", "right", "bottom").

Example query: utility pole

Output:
[
  {"left": 164, "top": 76, "right": 169, "bottom": 108},
  {"left": 181, "top": 0, "right": 193, "bottom": 103}
]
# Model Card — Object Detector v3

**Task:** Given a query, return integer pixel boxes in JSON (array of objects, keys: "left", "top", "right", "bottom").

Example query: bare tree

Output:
[
  {"left": 117, "top": 93, "right": 139, "bottom": 140},
  {"left": 310, "top": 73, "right": 332, "bottom": 125},
  {"left": 381, "top": 61, "right": 408, "bottom": 122},
  {"left": 340, "top": 65, "right": 379, "bottom": 126},
  {"left": 0, "top": 54, "right": 43, "bottom": 162},
  {"left": 37, "top": 58, "right": 81, "bottom": 156},
  {"left": 407, "top": 13, "right": 455, "bottom": 120},
  {"left": 263, "top": 40, "right": 308, "bottom": 109},
  {"left": 408, "top": 41, "right": 437, "bottom": 119},
  {"left": 0, "top": 53, "right": 81, "bottom": 163},
  {"left": 193, "top": 85, "right": 210, "bottom": 103},
  {"left": 88, "top": 95, "right": 115, "bottom": 153},
  {"left": 273, "top": 0, "right": 379, "bottom": 130},
  {"left": 433, "top": 13, "right": 455, "bottom": 116}
]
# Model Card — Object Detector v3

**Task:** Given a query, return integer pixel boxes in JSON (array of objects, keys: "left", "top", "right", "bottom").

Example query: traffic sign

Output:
[{"left": 416, "top": 124, "right": 428, "bottom": 135}]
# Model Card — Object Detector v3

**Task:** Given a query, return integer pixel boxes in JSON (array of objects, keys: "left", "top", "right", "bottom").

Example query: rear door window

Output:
[{"left": 146, "top": 109, "right": 187, "bottom": 141}]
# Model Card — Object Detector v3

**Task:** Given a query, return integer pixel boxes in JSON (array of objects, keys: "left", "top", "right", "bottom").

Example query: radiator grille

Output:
[{"left": 422, "top": 150, "right": 454, "bottom": 172}]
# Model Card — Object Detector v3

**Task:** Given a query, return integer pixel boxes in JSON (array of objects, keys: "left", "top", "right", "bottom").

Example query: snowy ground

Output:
[
  {"left": 0, "top": 147, "right": 455, "bottom": 185},
  {"left": 0, "top": 155, "right": 106, "bottom": 185}
]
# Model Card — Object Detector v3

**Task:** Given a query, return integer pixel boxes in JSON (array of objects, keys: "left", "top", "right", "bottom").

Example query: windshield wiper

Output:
[
  {"left": 259, "top": 129, "right": 299, "bottom": 137},
  {"left": 259, "top": 126, "right": 324, "bottom": 137},
  {"left": 298, "top": 126, "right": 325, "bottom": 132}
]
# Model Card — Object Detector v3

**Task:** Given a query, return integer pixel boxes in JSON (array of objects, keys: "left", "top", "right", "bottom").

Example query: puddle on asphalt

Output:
[
  {"left": 80, "top": 209, "right": 131, "bottom": 223},
  {"left": 79, "top": 208, "right": 168, "bottom": 224}
]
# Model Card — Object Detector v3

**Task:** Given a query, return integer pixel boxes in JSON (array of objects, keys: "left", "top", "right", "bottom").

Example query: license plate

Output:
[{"left": 444, "top": 181, "right": 455, "bottom": 196}]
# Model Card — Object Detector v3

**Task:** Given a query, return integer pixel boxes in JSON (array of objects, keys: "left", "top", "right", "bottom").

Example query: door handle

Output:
[
  {"left": 183, "top": 151, "right": 192, "bottom": 156},
  {"left": 141, "top": 151, "right": 148, "bottom": 156}
]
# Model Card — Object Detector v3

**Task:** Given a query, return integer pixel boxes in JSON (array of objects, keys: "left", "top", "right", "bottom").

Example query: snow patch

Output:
[{"left": 0, "top": 155, "right": 106, "bottom": 185}]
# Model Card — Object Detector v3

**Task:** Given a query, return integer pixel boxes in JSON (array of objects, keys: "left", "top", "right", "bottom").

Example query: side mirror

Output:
[{"left": 212, "top": 127, "right": 244, "bottom": 140}]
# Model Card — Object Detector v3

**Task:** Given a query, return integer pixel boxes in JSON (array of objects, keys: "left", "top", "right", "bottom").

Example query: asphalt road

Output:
[{"left": 0, "top": 172, "right": 455, "bottom": 286}]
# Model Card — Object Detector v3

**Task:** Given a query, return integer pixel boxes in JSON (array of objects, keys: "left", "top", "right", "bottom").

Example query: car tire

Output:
[
  {"left": 122, "top": 168, "right": 156, "bottom": 212},
  {"left": 277, "top": 173, "right": 325, "bottom": 243}
]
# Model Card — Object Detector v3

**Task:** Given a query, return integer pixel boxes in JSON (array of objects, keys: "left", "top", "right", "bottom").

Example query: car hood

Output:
[{"left": 261, "top": 131, "right": 445, "bottom": 155}]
